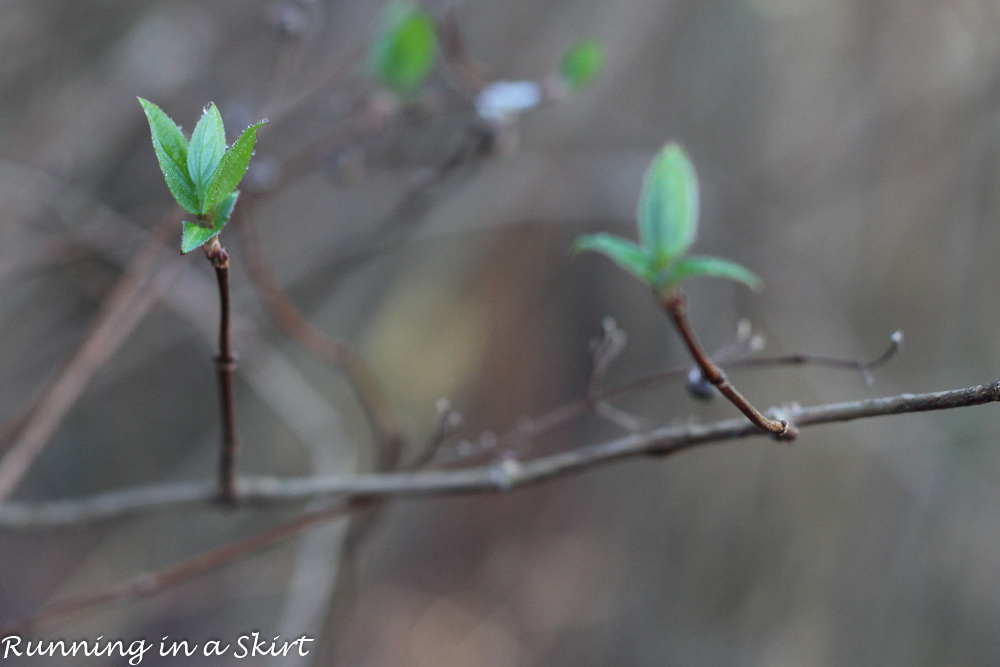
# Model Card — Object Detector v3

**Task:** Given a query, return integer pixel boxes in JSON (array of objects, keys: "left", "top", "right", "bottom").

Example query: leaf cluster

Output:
[
  {"left": 138, "top": 98, "right": 267, "bottom": 253},
  {"left": 574, "top": 142, "right": 760, "bottom": 295}
]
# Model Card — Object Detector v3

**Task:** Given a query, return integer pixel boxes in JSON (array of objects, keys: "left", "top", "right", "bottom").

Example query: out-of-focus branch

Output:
[
  {"left": 725, "top": 331, "right": 903, "bottom": 385},
  {"left": 2, "top": 379, "right": 997, "bottom": 528},
  {"left": 0, "top": 215, "right": 179, "bottom": 503},
  {"left": 1, "top": 499, "right": 363, "bottom": 635},
  {"left": 477, "top": 327, "right": 904, "bottom": 459},
  {"left": 3, "top": 379, "right": 997, "bottom": 634},
  {"left": 237, "top": 202, "right": 402, "bottom": 463},
  {"left": 237, "top": 121, "right": 493, "bottom": 468}
]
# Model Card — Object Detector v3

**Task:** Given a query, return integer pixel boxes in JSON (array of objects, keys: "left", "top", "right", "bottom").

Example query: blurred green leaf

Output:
[
  {"left": 187, "top": 103, "right": 226, "bottom": 205},
  {"left": 561, "top": 39, "right": 604, "bottom": 92},
  {"left": 202, "top": 119, "right": 267, "bottom": 216},
  {"left": 370, "top": 3, "right": 437, "bottom": 94},
  {"left": 138, "top": 97, "right": 198, "bottom": 214},
  {"left": 180, "top": 221, "right": 219, "bottom": 254},
  {"left": 657, "top": 255, "right": 762, "bottom": 292},
  {"left": 638, "top": 142, "right": 699, "bottom": 266},
  {"left": 574, "top": 142, "right": 762, "bottom": 296},
  {"left": 573, "top": 233, "right": 656, "bottom": 283}
]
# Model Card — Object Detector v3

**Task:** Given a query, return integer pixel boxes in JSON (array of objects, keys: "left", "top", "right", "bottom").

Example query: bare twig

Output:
[
  {"left": 436, "top": 329, "right": 907, "bottom": 462},
  {"left": 3, "top": 378, "right": 998, "bottom": 633},
  {"left": 2, "top": 379, "right": 997, "bottom": 528},
  {"left": 236, "top": 122, "right": 492, "bottom": 470},
  {"left": 730, "top": 330, "right": 903, "bottom": 385},
  {"left": 594, "top": 401, "right": 647, "bottom": 432},
  {"left": 621, "top": 329, "right": 903, "bottom": 405},
  {"left": 663, "top": 291, "right": 795, "bottom": 437},
  {"left": 587, "top": 317, "right": 628, "bottom": 398},
  {"left": 203, "top": 238, "right": 240, "bottom": 503},
  {"left": 0, "top": 216, "right": 179, "bottom": 502},
  {"left": 414, "top": 398, "right": 464, "bottom": 467}
]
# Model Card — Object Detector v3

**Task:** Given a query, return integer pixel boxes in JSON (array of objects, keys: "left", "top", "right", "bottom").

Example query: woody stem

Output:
[{"left": 662, "top": 290, "right": 795, "bottom": 438}]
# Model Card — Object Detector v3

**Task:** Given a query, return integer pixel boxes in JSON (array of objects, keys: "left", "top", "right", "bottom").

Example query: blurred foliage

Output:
[
  {"left": 369, "top": 2, "right": 438, "bottom": 95},
  {"left": 560, "top": 38, "right": 604, "bottom": 92}
]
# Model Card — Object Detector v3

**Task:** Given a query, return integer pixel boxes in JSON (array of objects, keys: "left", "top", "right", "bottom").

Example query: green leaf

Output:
[
  {"left": 180, "top": 221, "right": 219, "bottom": 254},
  {"left": 138, "top": 98, "right": 188, "bottom": 172},
  {"left": 656, "top": 255, "right": 762, "bottom": 292},
  {"left": 638, "top": 142, "right": 699, "bottom": 266},
  {"left": 370, "top": 3, "right": 437, "bottom": 94},
  {"left": 180, "top": 191, "right": 237, "bottom": 254},
  {"left": 214, "top": 190, "right": 239, "bottom": 229},
  {"left": 202, "top": 119, "right": 267, "bottom": 216},
  {"left": 187, "top": 103, "right": 226, "bottom": 204},
  {"left": 561, "top": 39, "right": 604, "bottom": 92},
  {"left": 138, "top": 97, "right": 198, "bottom": 214},
  {"left": 573, "top": 233, "right": 657, "bottom": 283}
]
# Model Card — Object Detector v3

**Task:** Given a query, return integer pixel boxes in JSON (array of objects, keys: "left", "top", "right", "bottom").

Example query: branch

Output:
[
  {"left": 3, "top": 500, "right": 363, "bottom": 634},
  {"left": 663, "top": 291, "right": 794, "bottom": 437},
  {"left": 0, "top": 216, "right": 178, "bottom": 503},
  {"left": 203, "top": 238, "right": 240, "bottom": 503},
  {"left": 443, "top": 329, "right": 904, "bottom": 465},
  {"left": 3, "top": 379, "right": 997, "bottom": 529},
  {"left": 236, "top": 202, "right": 403, "bottom": 465}
]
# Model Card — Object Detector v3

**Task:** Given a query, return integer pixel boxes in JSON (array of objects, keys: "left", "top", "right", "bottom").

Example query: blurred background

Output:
[{"left": 2, "top": 0, "right": 1000, "bottom": 664}]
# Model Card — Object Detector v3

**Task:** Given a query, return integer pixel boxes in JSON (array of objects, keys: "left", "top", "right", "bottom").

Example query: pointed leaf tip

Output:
[
  {"left": 201, "top": 119, "right": 266, "bottom": 216},
  {"left": 187, "top": 102, "right": 226, "bottom": 203},
  {"left": 638, "top": 142, "right": 699, "bottom": 266},
  {"left": 139, "top": 98, "right": 199, "bottom": 214}
]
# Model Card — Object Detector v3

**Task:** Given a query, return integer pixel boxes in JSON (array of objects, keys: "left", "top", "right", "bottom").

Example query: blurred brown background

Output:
[{"left": 2, "top": 0, "right": 1000, "bottom": 664}]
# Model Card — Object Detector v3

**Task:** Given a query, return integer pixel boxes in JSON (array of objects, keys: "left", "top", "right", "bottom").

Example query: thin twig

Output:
[
  {"left": 3, "top": 379, "right": 998, "bottom": 633},
  {"left": 2, "top": 379, "right": 997, "bottom": 528},
  {"left": 486, "top": 331, "right": 901, "bottom": 458},
  {"left": 609, "top": 329, "right": 902, "bottom": 406},
  {"left": 204, "top": 238, "right": 239, "bottom": 503},
  {"left": 729, "top": 330, "right": 903, "bottom": 385},
  {"left": 275, "top": 122, "right": 494, "bottom": 311},
  {"left": 663, "top": 291, "right": 795, "bottom": 437},
  {"left": 587, "top": 317, "right": 627, "bottom": 398}
]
